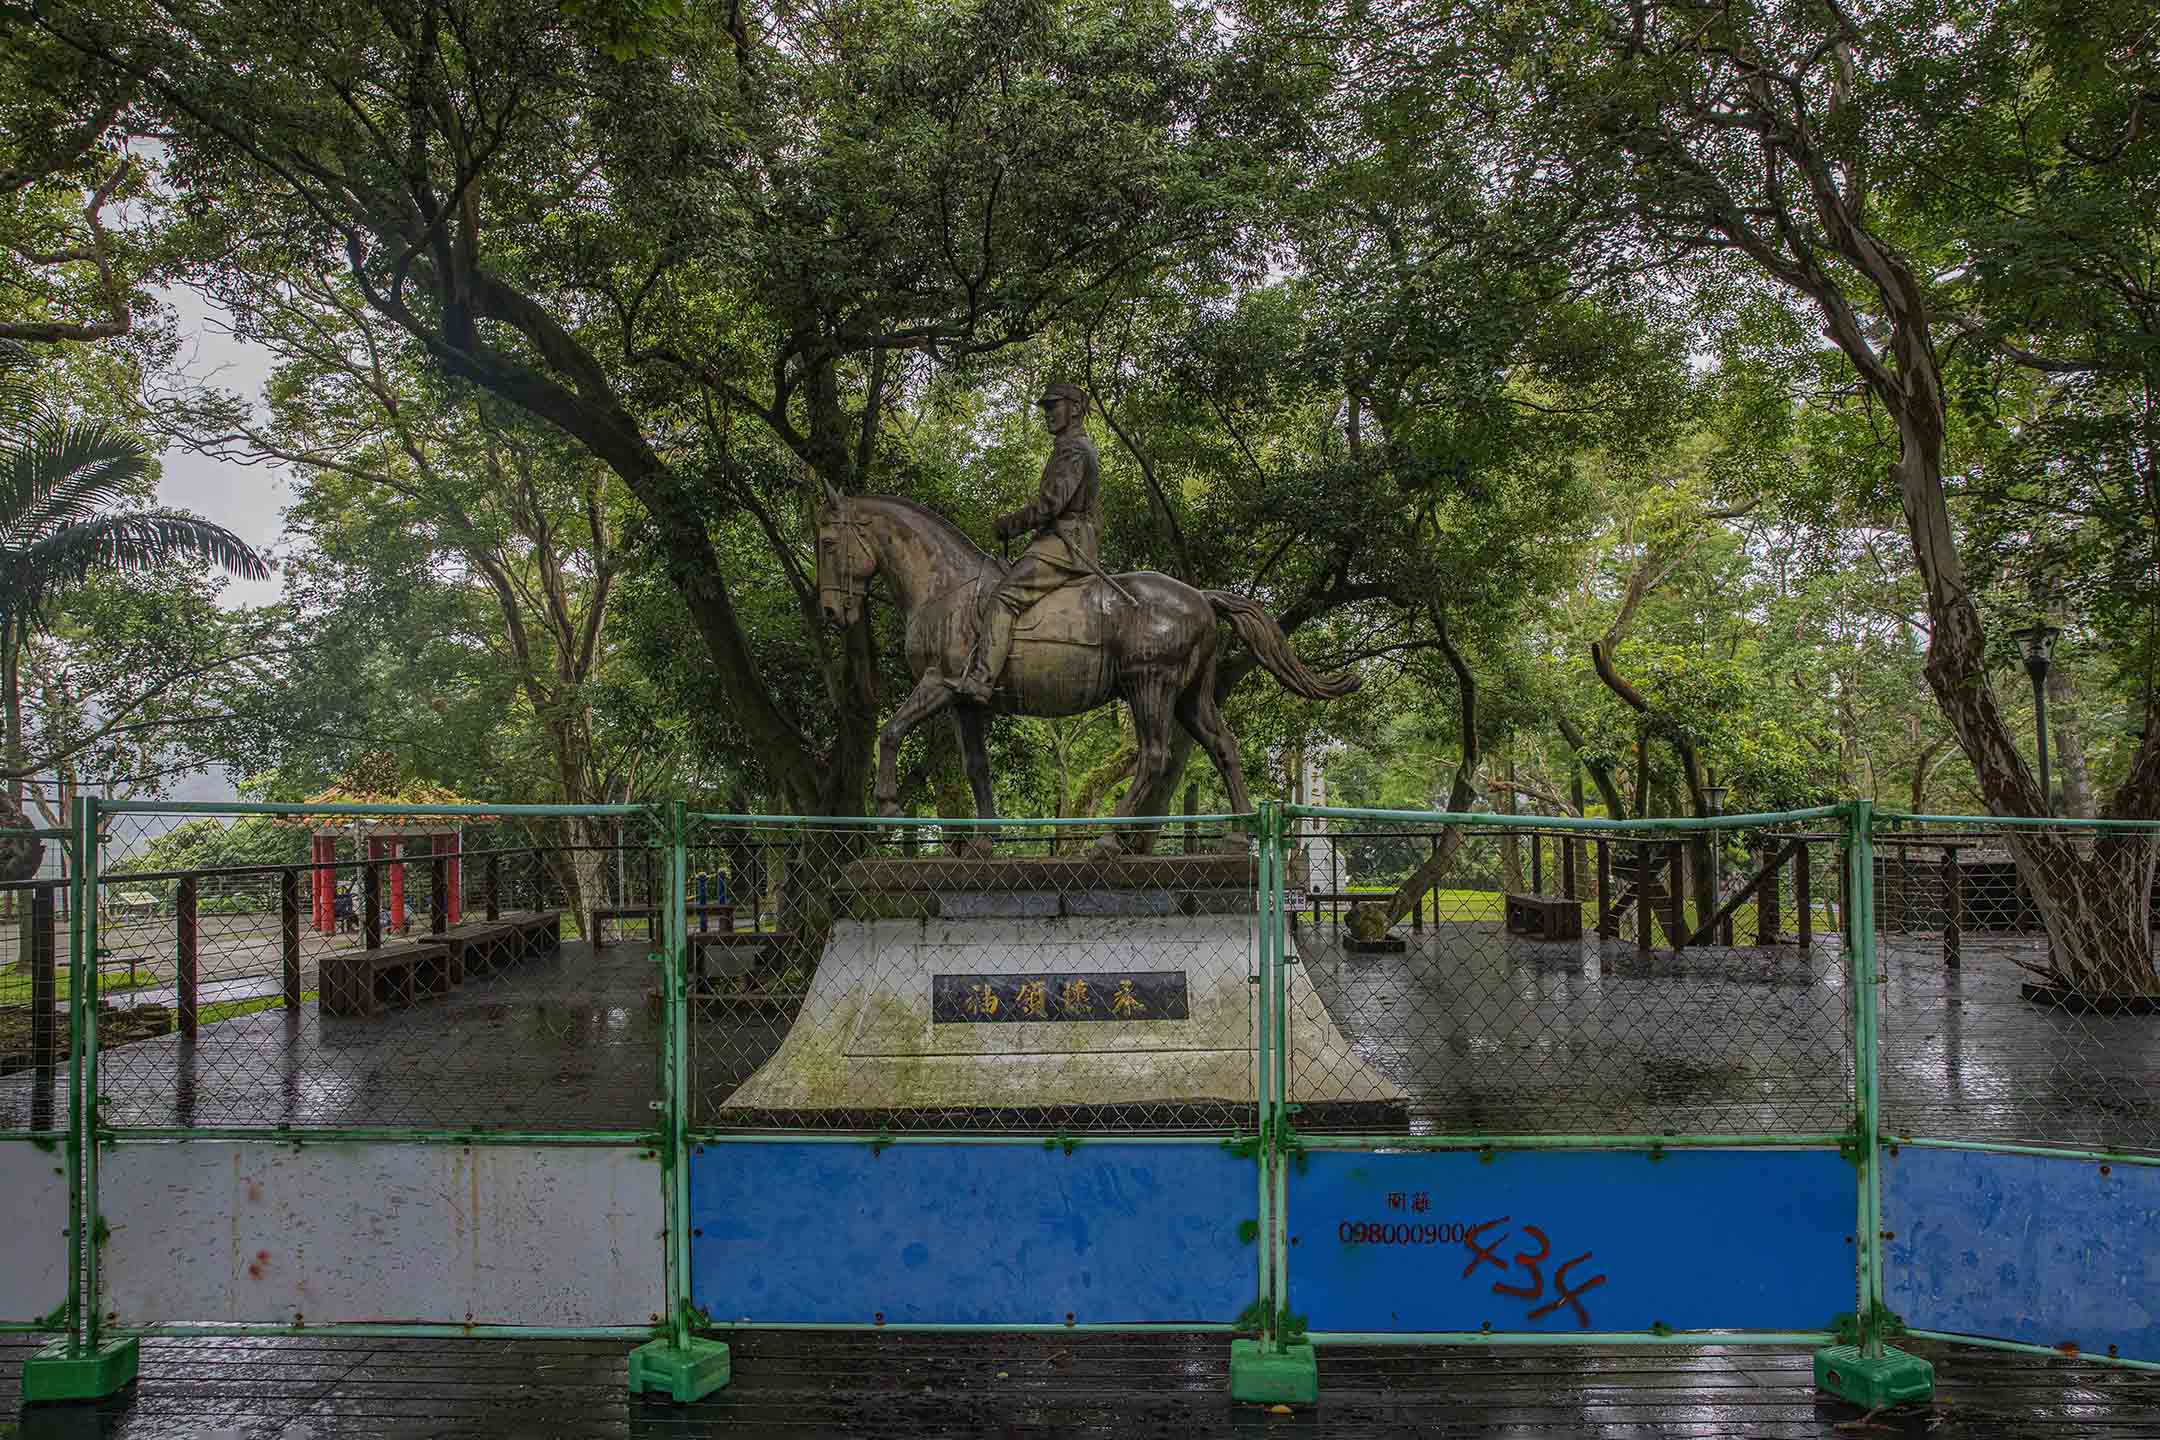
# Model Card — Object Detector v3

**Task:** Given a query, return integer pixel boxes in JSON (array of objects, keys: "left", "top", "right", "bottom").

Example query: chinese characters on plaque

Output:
[{"left": 931, "top": 971, "right": 1191, "bottom": 1024}]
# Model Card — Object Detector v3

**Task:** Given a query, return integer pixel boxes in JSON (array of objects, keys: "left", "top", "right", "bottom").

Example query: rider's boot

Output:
[{"left": 949, "top": 603, "right": 1015, "bottom": 703}]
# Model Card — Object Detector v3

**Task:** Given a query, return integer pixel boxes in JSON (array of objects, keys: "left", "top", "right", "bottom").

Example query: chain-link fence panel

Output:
[
  {"left": 89, "top": 804, "right": 663, "bottom": 1134},
  {"left": 0, "top": 865, "right": 75, "bottom": 1137},
  {"left": 1876, "top": 816, "right": 2160, "bottom": 1156},
  {"left": 684, "top": 813, "right": 1258, "bottom": 1134},
  {"left": 1280, "top": 809, "right": 1856, "bottom": 1138},
  {"left": 0, "top": 819, "right": 76, "bottom": 1333}
]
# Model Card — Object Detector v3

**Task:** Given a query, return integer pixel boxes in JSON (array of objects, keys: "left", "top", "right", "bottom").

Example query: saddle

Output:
[{"left": 1010, "top": 579, "right": 1108, "bottom": 646}]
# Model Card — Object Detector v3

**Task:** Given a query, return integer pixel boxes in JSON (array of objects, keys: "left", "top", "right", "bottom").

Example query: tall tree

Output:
[
  {"left": 1481, "top": 0, "right": 2160, "bottom": 994},
  {"left": 48, "top": 0, "right": 1280, "bottom": 815},
  {"left": 0, "top": 341, "right": 266, "bottom": 843}
]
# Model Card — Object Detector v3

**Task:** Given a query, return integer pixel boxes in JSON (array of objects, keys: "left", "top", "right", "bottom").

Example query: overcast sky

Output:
[
  {"left": 141, "top": 289, "right": 287, "bottom": 803},
  {"left": 155, "top": 286, "right": 288, "bottom": 610}
]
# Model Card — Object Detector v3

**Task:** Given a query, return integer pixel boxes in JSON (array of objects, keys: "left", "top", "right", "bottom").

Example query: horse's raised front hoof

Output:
[
  {"left": 1090, "top": 831, "right": 1127, "bottom": 859},
  {"left": 876, "top": 797, "right": 903, "bottom": 820},
  {"left": 956, "top": 837, "right": 997, "bottom": 859}
]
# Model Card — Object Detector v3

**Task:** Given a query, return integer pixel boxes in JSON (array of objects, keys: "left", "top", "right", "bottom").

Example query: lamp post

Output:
[
  {"left": 1703, "top": 780, "right": 1729, "bottom": 940},
  {"left": 2011, "top": 623, "right": 2061, "bottom": 815}
]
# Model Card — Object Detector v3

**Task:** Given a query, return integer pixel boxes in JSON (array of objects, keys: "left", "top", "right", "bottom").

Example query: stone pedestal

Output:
[{"left": 714, "top": 855, "right": 1400, "bottom": 1115}]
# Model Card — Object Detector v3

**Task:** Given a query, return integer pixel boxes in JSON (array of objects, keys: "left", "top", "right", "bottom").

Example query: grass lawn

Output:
[
  {"left": 0, "top": 964, "right": 152, "bottom": 1006},
  {"left": 197, "top": 991, "right": 317, "bottom": 1026}
]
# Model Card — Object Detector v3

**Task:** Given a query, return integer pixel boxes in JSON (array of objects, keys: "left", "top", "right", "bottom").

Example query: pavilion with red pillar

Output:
[{"left": 288, "top": 778, "right": 474, "bottom": 937}]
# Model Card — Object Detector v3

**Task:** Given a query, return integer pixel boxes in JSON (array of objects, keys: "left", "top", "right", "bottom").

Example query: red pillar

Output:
[
  {"left": 312, "top": 835, "right": 335, "bottom": 933},
  {"left": 447, "top": 831, "right": 462, "bottom": 925},
  {"left": 389, "top": 835, "right": 406, "bottom": 933}
]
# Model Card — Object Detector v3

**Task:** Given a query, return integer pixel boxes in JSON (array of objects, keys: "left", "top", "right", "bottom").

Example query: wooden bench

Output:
[
  {"left": 433, "top": 919, "right": 520, "bottom": 983},
  {"left": 498, "top": 909, "right": 563, "bottom": 958},
  {"left": 589, "top": 903, "right": 735, "bottom": 946},
  {"left": 320, "top": 941, "right": 454, "bottom": 1017},
  {"left": 690, "top": 929, "right": 794, "bottom": 981},
  {"left": 1504, "top": 892, "right": 1582, "bottom": 941}
]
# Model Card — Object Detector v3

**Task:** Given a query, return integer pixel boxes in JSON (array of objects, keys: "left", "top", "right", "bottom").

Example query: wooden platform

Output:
[{"left": 3, "top": 1332, "right": 2154, "bottom": 1436}]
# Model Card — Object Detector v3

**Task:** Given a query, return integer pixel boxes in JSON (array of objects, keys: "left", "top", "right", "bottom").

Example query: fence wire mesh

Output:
[
  {"left": 87, "top": 805, "right": 661, "bottom": 1134},
  {"left": 684, "top": 814, "right": 1258, "bottom": 1134},
  {"left": 1280, "top": 810, "right": 1855, "bottom": 1137},
  {"left": 1875, "top": 816, "right": 2160, "bottom": 1156},
  {"left": 0, "top": 821, "right": 75, "bottom": 1135}
]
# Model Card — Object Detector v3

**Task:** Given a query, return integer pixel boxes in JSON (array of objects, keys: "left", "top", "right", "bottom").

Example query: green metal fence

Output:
[
  {"left": 0, "top": 816, "right": 79, "bottom": 1344},
  {"left": 8, "top": 796, "right": 2158, "bottom": 1404},
  {"left": 1867, "top": 811, "right": 2160, "bottom": 1375}
]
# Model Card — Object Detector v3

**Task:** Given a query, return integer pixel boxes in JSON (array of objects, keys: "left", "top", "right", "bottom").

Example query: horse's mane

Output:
[{"left": 854, "top": 494, "right": 993, "bottom": 562}]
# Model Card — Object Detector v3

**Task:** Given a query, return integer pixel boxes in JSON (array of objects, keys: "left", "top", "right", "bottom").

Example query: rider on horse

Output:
[{"left": 949, "top": 381, "right": 1102, "bottom": 703}]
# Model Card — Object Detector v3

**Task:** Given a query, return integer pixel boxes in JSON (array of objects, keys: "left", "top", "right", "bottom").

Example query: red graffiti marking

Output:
[
  {"left": 1527, "top": 1253, "right": 1607, "bottom": 1329},
  {"left": 1490, "top": 1225, "right": 1549, "bottom": 1300},
  {"left": 1460, "top": 1216, "right": 1512, "bottom": 1279}
]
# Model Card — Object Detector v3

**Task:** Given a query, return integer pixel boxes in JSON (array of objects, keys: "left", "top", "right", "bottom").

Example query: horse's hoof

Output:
[
  {"left": 958, "top": 837, "right": 996, "bottom": 859},
  {"left": 1090, "top": 833, "right": 1126, "bottom": 859},
  {"left": 876, "top": 799, "right": 903, "bottom": 820}
]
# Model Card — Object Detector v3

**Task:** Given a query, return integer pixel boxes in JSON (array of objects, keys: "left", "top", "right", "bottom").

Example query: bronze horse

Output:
[{"left": 815, "top": 494, "right": 1358, "bottom": 849}]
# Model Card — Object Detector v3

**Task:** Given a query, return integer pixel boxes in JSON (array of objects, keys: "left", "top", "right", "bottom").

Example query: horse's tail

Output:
[{"left": 1205, "top": 591, "right": 1362, "bottom": 700}]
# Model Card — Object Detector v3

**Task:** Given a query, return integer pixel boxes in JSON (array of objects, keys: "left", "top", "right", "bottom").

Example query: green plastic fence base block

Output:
[
  {"left": 20, "top": 1337, "right": 140, "bottom": 1403},
  {"left": 1813, "top": 1344, "right": 1934, "bottom": 1408},
  {"left": 627, "top": 1337, "right": 731, "bottom": 1403},
  {"left": 1230, "top": 1339, "right": 1318, "bottom": 1405}
]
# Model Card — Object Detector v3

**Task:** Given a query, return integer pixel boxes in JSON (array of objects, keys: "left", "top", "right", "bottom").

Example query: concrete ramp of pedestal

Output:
[{"left": 716, "top": 912, "right": 1402, "bottom": 1114}]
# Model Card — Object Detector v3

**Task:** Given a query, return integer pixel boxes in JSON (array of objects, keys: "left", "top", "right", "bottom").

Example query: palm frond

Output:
[
  {"left": 5, "top": 510, "right": 269, "bottom": 619},
  {"left": 0, "top": 419, "right": 155, "bottom": 540}
]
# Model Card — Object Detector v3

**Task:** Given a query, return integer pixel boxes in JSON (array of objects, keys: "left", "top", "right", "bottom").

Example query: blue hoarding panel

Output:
[
  {"left": 1288, "top": 1148, "right": 1852, "bottom": 1333},
  {"left": 690, "top": 1142, "right": 1253, "bottom": 1324},
  {"left": 1883, "top": 1145, "right": 2159, "bottom": 1361}
]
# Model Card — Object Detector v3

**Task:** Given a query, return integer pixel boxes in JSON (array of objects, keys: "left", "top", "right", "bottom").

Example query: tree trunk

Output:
[
  {"left": 1557, "top": 710, "right": 1628, "bottom": 818},
  {"left": 566, "top": 815, "right": 606, "bottom": 935},
  {"left": 1349, "top": 610, "right": 1479, "bottom": 940},
  {"left": 1909, "top": 736, "right": 1949, "bottom": 816},
  {"left": 3, "top": 615, "right": 21, "bottom": 811},
  {"left": 2011, "top": 831, "right": 2160, "bottom": 995},
  {"left": 2047, "top": 665, "right": 2096, "bottom": 819},
  {"left": 1892, "top": 411, "right": 2157, "bottom": 993},
  {"left": 1500, "top": 752, "right": 1522, "bottom": 893}
]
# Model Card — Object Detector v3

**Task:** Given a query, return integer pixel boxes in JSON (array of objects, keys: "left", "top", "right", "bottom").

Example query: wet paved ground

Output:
[
  {"left": 4, "top": 921, "right": 2155, "bottom": 1434},
  {"left": 6, "top": 1332, "right": 2159, "bottom": 1437},
  {"left": 3, "top": 923, "right": 2156, "bottom": 1152},
  {"left": 1299, "top": 924, "right": 2160, "bottom": 1151}
]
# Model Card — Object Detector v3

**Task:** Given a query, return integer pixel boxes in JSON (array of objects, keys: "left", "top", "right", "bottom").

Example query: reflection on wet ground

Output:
[
  {"left": 1297, "top": 925, "right": 2160, "bottom": 1151},
  {"left": 0, "top": 940, "right": 780, "bottom": 1134},
  {"left": 5, "top": 1332, "right": 2156, "bottom": 1437},
  {"left": 0, "top": 924, "right": 2152, "bottom": 1152},
  {"left": 1297, "top": 928, "right": 1853, "bottom": 1136}
]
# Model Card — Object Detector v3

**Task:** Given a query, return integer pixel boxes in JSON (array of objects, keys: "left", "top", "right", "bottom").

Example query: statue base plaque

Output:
[{"left": 713, "top": 855, "right": 1401, "bottom": 1116}]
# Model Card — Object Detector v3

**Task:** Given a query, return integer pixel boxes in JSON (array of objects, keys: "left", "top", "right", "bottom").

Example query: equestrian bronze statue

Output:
[{"left": 815, "top": 382, "right": 1358, "bottom": 850}]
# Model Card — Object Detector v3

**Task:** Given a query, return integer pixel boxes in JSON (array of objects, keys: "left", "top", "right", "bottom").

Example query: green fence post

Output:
[
  {"left": 66, "top": 799, "right": 84, "bottom": 1347},
  {"left": 24, "top": 795, "right": 139, "bottom": 1402},
  {"left": 1814, "top": 799, "right": 1932, "bottom": 1409},
  {"left": 1232, "top": 800, "right": 1317, "bottom": 1406},
  {"left": 628, "top": 800, "right": 730, "bottom": 1404}
]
